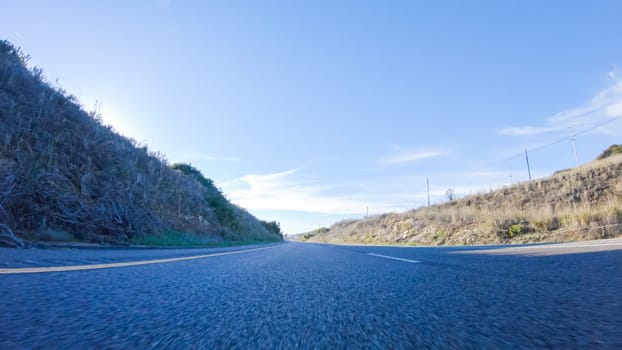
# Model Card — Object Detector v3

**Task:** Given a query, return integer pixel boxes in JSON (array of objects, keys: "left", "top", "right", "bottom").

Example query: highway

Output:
[{"left": 1, "top": 240, "right": 621, "bottom": 349}]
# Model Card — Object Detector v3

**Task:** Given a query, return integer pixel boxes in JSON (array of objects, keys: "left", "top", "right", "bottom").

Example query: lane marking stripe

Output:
[
  {"left": 461, "top": 241, "right": 622, "bottom": 254},
  {"left": 0, "top": 245, "right": 279, "bottom": 274},
  {"left": 368, "top": 253, "right": 420, "bottom": 264},
  {"left": 525, "top": 242, "right": 622, "bottom": 249}
]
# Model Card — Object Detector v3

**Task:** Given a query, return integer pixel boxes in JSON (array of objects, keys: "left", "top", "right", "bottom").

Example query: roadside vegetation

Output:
[
  {"left": 0, "top": 40, "right": 282, "bottom": 247},
  {"left": 128, "top": 230, "right": 270, "bottom": 247},
  {"left": 302, "top": 152, "right": 622, "bottom": 246},
  {"left": 292, "top": 227, "right": 329, "bottom": 241},
  {"left": 170, "top": 163, "right": 283, "bottom": 242},
  {"left": 597, "top": 144, "right": 622, "bottom": 160}
]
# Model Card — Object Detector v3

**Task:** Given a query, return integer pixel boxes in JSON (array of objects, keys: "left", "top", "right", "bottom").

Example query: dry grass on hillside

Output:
[
  {"left": 306, "top": 154, "right": 622, "bottom": 245},
  {"left": 0, "top": 41, "right": 281, "bottom": 245}
]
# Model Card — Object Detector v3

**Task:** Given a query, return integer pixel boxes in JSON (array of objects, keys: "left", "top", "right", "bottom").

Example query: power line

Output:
[
  {"left": 424, "top": 116, "right": 621, "bottom": 200},
  {"left": 574, "top": 116, "right": 621, "bottom": 137},
  {"left": 504, "top": 116, "right": 622, "bottom": 162}
]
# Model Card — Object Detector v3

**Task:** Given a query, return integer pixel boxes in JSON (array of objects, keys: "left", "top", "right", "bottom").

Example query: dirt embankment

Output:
[{"left": 305, "top": 154, "right": 622, "bottom": 246}]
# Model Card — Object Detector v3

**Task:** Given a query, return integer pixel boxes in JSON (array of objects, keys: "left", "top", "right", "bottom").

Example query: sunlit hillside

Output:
[
  {"left": 303, "top": 153, "right": 622, "bottom": 245},
  {"left": 0, "top": 41, "right": 282, "bottom": 246}
]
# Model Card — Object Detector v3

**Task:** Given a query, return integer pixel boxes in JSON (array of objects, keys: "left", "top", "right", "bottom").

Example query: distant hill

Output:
[
  {"left": 303, "top": 152, "right": 622, "bottom": 246},
  {"left": 0, "top": 40, "right": 282, "bottom": 247}
]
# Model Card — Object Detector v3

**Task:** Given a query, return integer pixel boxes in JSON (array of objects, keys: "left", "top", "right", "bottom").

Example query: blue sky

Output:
[{"left": 3, "top": 1, "right": 622, "bottom": 234}]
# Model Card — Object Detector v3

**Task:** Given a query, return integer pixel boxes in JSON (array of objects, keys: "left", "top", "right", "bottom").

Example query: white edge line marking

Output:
[
  {"left": 523, "top": 242, "right": 622, "bottom": 249},
  {"left": 457, "top": 241, "right": 622, "bottom": 254},
  {"left": 0, "top": 245, "right": 279, "bottom": 274},
  {"left": 368, "top": 253, "right": 420, "bottom": 264}
]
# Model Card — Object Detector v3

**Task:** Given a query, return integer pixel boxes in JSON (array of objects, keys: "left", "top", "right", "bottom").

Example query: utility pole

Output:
[
  {"left": 525, "top": 149, "right": 532, "bottom": 182},
  {"left": 569, "top": 128, "right": 580, "bottom": 167},
  {"left": 426, "top": 177, "right": 431, "bottom": 207}
]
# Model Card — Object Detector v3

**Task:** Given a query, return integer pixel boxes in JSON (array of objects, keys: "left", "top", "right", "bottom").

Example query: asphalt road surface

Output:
[{"left": 1, "top": 239, "right": 621, "bottom": 349}]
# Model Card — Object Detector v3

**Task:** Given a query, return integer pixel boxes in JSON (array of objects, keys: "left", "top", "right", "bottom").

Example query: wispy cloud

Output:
[
  {"left": 222, "top": 169, "right": 406, "bottom": 216},
  {"left": 607, "top": 102, "right": 622, "bottom": 116},
  {"left": 382, "top": 149, "right": 448, "bottom": 164},
  {"left": 498, "top": 126, "right": 563, "bottom": 136},
  {"left": 223, "top": 167, "right": 504, "bottom": 215},
  {"left": 236, "top": 168, "right": 299, "bottom": 191},
  {"left": 498, "top": 76, "right": 622, "bottom": 136},
  {"left": 221, "top": 167, "right": 522, "bottom": 233}
]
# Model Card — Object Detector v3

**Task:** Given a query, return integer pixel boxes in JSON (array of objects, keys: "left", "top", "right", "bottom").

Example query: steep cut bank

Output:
[
  {"left": 0, "top": 41, "right": 282, "bottom": 247},
  {"left": 303, "top": 153, "right": 622, "bottom": 246}
]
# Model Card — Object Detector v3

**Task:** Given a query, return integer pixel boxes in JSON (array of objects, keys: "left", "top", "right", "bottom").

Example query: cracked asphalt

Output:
[{"left": 1, "top": 241, "right": 621, "bottom": 349}]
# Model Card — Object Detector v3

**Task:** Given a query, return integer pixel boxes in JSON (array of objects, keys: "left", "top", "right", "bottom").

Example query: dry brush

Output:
[
  {"left": 0, "top": 41, "right": 281, "bottom": 245},
  {"left": 306, "top": 154, "right": 622, "bottom": 246}
]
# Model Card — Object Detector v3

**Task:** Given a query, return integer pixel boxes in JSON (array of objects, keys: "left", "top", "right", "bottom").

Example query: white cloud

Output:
[
  {"left": 606, "top": 102, "right": 622, "bottom": 117},
  {"left": 498, "top": 78, "right": 622, "bottom": 136},
  {"left": 221, "top": 167, "right": 524, "bottom": 233},
  {"left": 237, "top": 168, "right": 298, "bottom": 191},
  {"left": 498, "top": 126, "right": 562, "bottom": 136},
  {"left": 223, "top": 167, "right": 505, "bottom": 216},
  {"left": 382, "top": 149, "right": 448, "bottom": 164},
  {"left": 222, "top": 169, "right": 416, "bottom": 218}
]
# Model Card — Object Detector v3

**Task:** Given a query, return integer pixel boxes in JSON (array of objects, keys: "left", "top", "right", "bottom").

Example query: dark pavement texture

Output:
[{"left": 1, "top": 242, "right": 621, "bottom": 349}]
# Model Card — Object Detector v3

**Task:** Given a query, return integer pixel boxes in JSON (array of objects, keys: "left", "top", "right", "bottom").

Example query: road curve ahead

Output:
[{"left": 1, "top": 240, "right": 621, "bottom": 349}]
